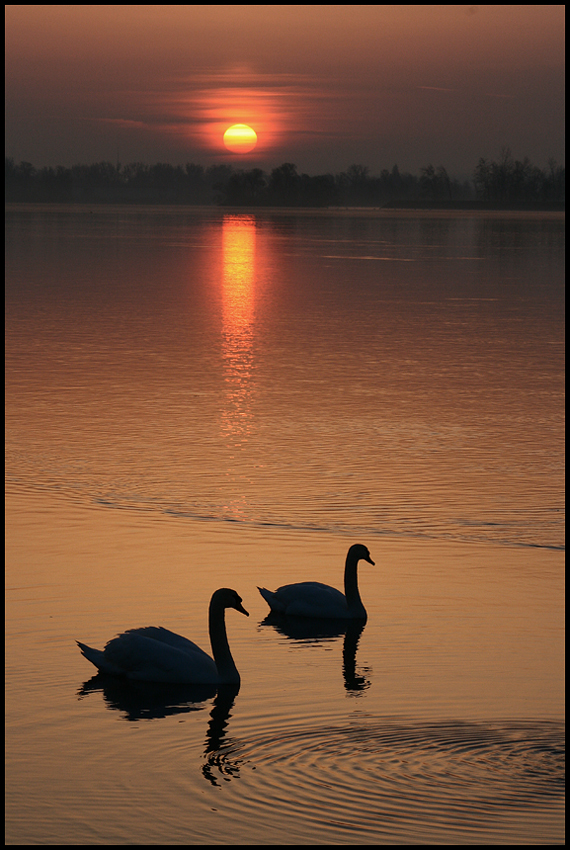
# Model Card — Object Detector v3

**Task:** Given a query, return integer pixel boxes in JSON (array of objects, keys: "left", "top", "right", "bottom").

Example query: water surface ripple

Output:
[{"left": 202, "top": 718, "right": 564, "bottom": 844}]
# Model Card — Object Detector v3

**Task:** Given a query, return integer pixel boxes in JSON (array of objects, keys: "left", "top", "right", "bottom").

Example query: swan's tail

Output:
[
  {"left": 76, "top": 640, "right": 122, "bottom": 675},
  {"left": 257, "top": 586, "right": 286, "bottom": 614}
]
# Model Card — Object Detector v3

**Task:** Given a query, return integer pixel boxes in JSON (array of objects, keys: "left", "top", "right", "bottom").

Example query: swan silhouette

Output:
[
  {"left": 258, "top": 544, "right": 374, "bottom": 619},
  {"left": 77, "top": 588, "right": 249, "bottom": 685}
]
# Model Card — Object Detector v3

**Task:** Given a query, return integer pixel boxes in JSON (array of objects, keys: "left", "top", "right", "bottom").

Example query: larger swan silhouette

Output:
[
  {"left": 258, "top": 544, "right": 374, "bottom": 619},
  {"left": 77, "top": 588, "right": 249, "bottom": 685}
]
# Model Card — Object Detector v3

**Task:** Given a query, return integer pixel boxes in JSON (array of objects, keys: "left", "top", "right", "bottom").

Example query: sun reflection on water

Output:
[{"left": 220, "top": 214, "right": 257, "bottom": 519}]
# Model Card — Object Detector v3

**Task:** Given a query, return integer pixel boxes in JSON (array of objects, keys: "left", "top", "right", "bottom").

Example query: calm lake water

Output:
[{"left": 5, "top": 205, "right": 565, "bottom": 844}]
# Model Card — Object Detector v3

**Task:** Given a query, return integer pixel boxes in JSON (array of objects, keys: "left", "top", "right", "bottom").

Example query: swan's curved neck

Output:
[
  {"left": 209, "top": 602, "right": 240, "bottom": 684},
  {"left": 344, "top": 553, "right": 366, "bottom": 617}
]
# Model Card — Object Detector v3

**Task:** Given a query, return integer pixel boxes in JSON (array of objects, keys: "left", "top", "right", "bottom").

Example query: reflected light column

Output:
[{"left": 221, "top": 215, "right": 257, "bottom": 518}]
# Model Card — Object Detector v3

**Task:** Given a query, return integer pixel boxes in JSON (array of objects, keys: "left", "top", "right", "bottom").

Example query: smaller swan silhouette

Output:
[
  {"left": 77, "top": 588, "right": 248, "bottom": 684},
  {"left": 258, "top": 544, "right": 374, "bottom": 619}
]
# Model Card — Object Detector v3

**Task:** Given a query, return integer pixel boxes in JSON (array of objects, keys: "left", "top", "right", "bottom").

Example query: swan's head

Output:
[
  {"left": 212, "top": 588, "right": 249, "bottom": 617},
  {"left": 348, "top": 544, "right": 375, "bottom": 566}
]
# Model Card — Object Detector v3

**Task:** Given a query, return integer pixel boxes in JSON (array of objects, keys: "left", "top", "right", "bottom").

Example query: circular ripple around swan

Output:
[{"left": 205, "top": 719, "right": 565, "bottom": 844}]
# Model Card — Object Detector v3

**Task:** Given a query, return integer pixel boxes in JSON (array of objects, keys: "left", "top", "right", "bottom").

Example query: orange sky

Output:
[{"left": 5, "top": 5, "right": 565, "bottom": 176}]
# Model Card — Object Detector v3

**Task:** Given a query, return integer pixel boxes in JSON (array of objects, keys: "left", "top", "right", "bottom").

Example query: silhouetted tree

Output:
[
  {"left": 218, "top": 168, "right": 266, "bottom": 205},
  {"left": 420, "top": 165, "right": 453, "bottom": 201},
  {"left": 5, "top": 159, "right": 38, "bottom": 200},
  {"left": 267, "top": 163, "right": 301, "bottom": 205},
  {"left": 544, "top": 158, "right": 565, "bottom": 202},
  {"left": 299, "top": 172, "right": 338, "bottom": 206},
  {"left": 473, "top": 148, "right": 563, "bottom": 205}
]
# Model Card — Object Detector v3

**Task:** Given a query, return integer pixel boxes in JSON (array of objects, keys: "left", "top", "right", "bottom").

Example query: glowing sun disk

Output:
[{"left": 223, "top": 124, "right": 258, "bottom": 153}]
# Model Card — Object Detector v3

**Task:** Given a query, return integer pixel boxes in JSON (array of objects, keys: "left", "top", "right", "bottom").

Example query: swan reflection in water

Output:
[
  {"left": 77, "top": 673, "right": 218, "bottom": 720},
  {"left": 202, "top": 684, "right": 243, "bottom": 786},
  {"left": 260, "top": 614, "right": 371, "bottom": 693},
  {"left": 77, "top": 676, "right": 244, "bottom": 784}
]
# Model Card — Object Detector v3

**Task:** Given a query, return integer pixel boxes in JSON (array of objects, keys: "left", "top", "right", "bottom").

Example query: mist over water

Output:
[{"left": 5, "top": 206, "right": 564, "bottom": 844}]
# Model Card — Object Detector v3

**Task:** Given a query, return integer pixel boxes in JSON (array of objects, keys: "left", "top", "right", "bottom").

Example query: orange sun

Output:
[{"left": 223, "top": 124, "right": 258, "bottom": 154}]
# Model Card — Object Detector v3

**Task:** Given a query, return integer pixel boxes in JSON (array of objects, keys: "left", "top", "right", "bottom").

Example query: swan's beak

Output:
[
  {"left": 365, "top": 554, "right": 375, "bottom": 565},
  {"left": 235, "top": 601, "right": 249, "bottom": 617}
]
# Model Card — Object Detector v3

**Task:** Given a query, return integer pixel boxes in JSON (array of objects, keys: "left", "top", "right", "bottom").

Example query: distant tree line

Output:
[
  {"left": 217, "top": 161, "right": 471, "bottom": 207},
  {"left": 5, "top": 149, "right": 564, "bottom": 208},
  {"left": 4, "top": 159, "right": 233, "bottom": 205},
  {"left": 473, "top": 148, "right": 565, "bottom": 206}
]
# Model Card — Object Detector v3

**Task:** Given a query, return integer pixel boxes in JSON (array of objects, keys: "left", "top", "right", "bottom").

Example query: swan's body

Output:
[
  {"left": 258, "top": 544, "right": 374, "bottom": 619},
  {"left": 77, "top": 588, "right": 248, "bottom": 685}
]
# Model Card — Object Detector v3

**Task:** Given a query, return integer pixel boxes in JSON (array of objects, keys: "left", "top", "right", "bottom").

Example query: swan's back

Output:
[
  {"left": 79, "top": 628, "right": 218, "bottom": 684},
  {"left": 118, "top": 626, "right": 211, "bottom": 658},
  {"left": 259, "top": 581, "right": 351, "bottom": 618}
]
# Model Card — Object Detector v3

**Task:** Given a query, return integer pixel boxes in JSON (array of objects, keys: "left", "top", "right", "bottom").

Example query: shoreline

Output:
[{"left": 5, "top": 201, "right": 565, "bottom": 220}]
